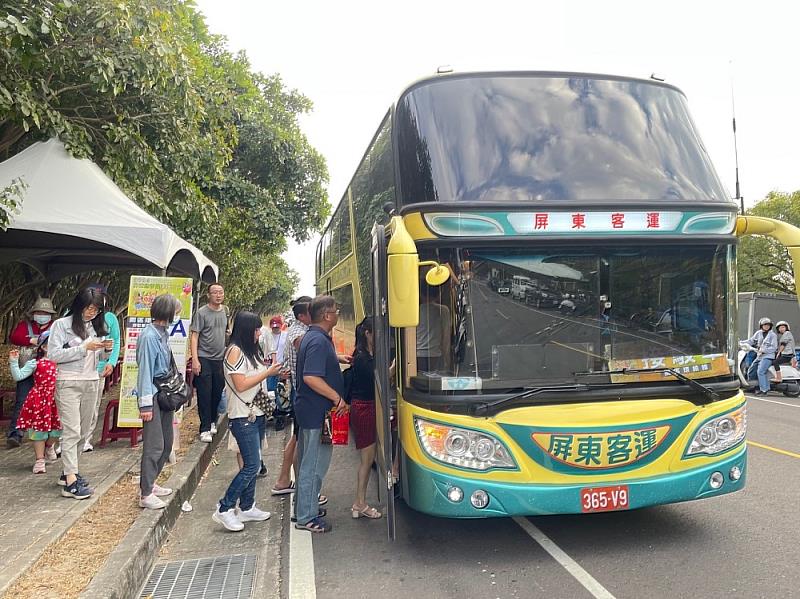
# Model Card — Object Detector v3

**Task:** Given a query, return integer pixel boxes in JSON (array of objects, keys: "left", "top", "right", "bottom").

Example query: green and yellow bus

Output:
[{"left": 316, "top": 71, "right": 800, "bottom": 538}]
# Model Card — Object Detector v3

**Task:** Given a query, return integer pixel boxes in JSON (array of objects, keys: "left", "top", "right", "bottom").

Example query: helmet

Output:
[
  {"left": 776, "top": 320, "right": 790, "bottom": 331},
  {"left": 758, "top": 317, "right": 773, "bottom": 327}
]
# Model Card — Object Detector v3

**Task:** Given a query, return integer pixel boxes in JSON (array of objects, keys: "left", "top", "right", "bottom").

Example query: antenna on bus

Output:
[{"left": 730, "top": 61, "right": 744, "bottom": 213}]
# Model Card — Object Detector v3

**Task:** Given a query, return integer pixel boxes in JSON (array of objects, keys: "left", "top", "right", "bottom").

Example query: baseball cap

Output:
[{"left": 269, "top": 316, "right": 283, "bottom": 327}]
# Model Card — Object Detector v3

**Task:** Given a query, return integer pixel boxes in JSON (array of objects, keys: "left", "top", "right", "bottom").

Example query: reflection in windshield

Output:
[
  {"left": 413, "top": 245, "right": 733, "bottom": 389},
  {"left": 396, "top": 75, "right": 729, "bottom": 204}
]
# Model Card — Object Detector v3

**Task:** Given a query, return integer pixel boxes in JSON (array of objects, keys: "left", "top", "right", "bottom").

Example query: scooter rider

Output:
[
  {"left": 745, "top": 317, "right": 779, "bottom": 395},
  {"left": 774, "top": 321, "right": 797, "bottom": 383}
]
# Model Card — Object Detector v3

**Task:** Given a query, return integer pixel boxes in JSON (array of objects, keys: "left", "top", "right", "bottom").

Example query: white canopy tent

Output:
[{"left": 0, "top": 139, "right": 218, "bottom": 282}]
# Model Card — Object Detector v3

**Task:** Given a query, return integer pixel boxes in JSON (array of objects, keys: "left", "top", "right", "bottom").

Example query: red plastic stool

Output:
[{"left": 99, "top": 399, "right": 142, "bottom": 448}]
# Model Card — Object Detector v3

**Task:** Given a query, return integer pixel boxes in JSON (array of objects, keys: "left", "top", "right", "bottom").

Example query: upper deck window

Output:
[{"left": 395, "top": 75, "right": 730, "bottom": 205}]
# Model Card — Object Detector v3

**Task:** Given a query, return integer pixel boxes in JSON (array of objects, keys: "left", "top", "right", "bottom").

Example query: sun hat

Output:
[{"left": 30, "top": 297, "right": 56, "bottom": 315}]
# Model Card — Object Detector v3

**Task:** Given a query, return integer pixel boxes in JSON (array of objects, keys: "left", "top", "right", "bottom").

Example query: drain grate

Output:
[{"left": 140, "top": 553, "right": 257, "bottom": 599}]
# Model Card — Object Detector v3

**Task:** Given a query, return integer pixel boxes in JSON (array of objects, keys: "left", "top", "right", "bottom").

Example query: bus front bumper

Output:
[{"left": 402, "top": 447, "right": 746, "bottom": 518}]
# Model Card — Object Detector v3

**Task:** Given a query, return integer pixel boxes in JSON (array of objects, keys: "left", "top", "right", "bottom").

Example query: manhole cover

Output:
[{"left": 140, "top": 553, "right": 257, "bottom": 599}]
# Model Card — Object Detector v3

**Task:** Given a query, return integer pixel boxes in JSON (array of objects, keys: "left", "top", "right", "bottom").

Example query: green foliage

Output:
[
  {"left": 217, "top": 252, "right": 298, "bottom": 316},
  {"left": 738, "top": 191, "right": 800, "bottom": 294},
  {"left": 0, "top": 176, "right": 26, "bottom": 230},
  {"left": 0, "top": 0, "right": 329, "bottom": 312}
]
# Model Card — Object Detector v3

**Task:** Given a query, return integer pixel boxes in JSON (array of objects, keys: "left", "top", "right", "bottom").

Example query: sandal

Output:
[
  {"left": 291, "top": 508, "right": 326, "bottom": 523},
  {"left": 352, "top": 504, "right": 382, "bottom": 519},
  {"left": 271, "top": 482, "right": 295, "bottom": 495},
  {"left": 294, "top": 516, "right": 332, "bottom": 533}
]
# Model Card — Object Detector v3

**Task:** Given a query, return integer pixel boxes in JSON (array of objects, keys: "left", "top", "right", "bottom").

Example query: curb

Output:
[{"left": 80, "top": 417, "right": 228, "bottom": 599}]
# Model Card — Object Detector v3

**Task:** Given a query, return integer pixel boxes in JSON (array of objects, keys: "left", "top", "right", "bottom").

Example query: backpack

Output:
[{"left": 342, "top": 365, "right": 353, "bottom": 405}]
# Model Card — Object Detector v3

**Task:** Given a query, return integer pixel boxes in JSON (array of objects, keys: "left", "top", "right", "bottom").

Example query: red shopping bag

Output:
[{"left": 330, "top": 410, "right": 350, "bottom": 445}]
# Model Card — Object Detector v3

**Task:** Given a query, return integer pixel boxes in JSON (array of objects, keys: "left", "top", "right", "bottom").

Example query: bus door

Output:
[{"left": 371, "top": 223, "right": 395, "bottom": 540}]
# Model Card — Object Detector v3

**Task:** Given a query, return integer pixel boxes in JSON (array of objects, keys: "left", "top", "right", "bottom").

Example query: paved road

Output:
[
  {"left": 297, "top": 393, "right": 800, "bottom": 599},
  {"left": 278, "top": 285, "right": 799, "bottom": 598}
]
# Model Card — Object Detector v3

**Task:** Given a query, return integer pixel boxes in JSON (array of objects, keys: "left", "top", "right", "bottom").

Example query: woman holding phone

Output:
[
  {"left": 213, "top": 311, "right": 282, "bottom": 531},
  {"left": 48, "top": 288, "right": 107, "bottom": 500}
]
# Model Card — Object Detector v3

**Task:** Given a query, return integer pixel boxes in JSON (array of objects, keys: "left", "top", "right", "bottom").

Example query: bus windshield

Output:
[{"left": 412, "top": 244, "right": 734, "bottom": 391}]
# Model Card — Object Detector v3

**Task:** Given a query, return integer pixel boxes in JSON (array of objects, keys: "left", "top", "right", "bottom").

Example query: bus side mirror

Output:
[
  {"left": 421, "top": 263, "right": 450, "bottom": 286},
  {"left": 386, "top": 216, "right": 450, "bottom": 327},
  {"left": 736, "top": 215, "right": 800, "bottom": 307}
]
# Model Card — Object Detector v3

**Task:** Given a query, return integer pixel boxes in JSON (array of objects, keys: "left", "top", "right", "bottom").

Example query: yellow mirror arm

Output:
[{"left": 736, "top": 215, "right": 800, "bottom": 306}]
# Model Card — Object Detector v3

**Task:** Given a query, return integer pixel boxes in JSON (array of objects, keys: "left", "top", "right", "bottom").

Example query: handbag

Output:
[
  {"left": 225, "top": 347, "right": 275, "bottom": 418},
  {"left": 252, "top": 386, "right": 275, "bottom": 419},
  {"left": 154, "top": 352, "right": 191, "bottom": 412}
]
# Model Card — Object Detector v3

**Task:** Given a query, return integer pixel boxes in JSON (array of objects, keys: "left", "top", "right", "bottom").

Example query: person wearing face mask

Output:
[
  {"left": 48, "top": 288, "right": 107, "bottom": 499},
  {"left": 7, "top": 297, "right": 57, "bottom": 449},
  {"left": 136, "top": 294, "right": 183, "bottom": 510}
]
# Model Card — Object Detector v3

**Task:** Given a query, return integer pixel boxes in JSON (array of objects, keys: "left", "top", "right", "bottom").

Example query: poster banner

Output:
[{"left": 117, "top": 276, "right": 193, "bottom": 427}]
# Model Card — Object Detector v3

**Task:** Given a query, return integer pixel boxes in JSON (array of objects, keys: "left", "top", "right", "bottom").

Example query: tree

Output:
[
  {"left": 738, "top": 191, "right": 800, "bottom": 295},
  {"left": 0, "top": 0, "right": 329, "bottom": 313}
]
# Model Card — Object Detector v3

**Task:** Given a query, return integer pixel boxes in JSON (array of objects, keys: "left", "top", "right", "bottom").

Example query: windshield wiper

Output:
[
  {"left": 574, "top": 367, "right": 720, "bottom": 404},
  {"left": 470, "top": 384, "right": 590, "bottom": 417}
]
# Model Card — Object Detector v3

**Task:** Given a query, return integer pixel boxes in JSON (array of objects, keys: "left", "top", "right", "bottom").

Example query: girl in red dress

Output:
[{"left": 10, "top": 331, "right": 61, "bottom": 474}]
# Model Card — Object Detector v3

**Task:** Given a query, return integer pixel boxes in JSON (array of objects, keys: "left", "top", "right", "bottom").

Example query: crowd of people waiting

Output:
[
  {"left": 5, "top": 283, "right": 383, "bottom": 534},
  {"left": 6, "top": 287, "right": 120, "bottom": 499}
]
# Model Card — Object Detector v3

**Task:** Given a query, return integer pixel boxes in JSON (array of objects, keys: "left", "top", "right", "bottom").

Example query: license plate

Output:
[{"left": 580, "top": 485, "right": 629, "bottom": 513}]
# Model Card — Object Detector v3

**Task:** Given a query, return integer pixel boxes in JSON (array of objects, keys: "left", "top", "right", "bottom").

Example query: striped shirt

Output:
[{"left": 285, "top": 321, "right": 309, "bottom": 385}]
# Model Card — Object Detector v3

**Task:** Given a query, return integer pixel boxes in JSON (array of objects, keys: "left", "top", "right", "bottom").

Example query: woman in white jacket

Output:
[{"left": 48, "top": 288, "right": 107, "bottom": 499}]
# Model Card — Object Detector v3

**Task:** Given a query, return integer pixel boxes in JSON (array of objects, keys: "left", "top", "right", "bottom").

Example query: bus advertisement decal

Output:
[{"left": 499, "top": 414, "right": 694, "bottom": 475}]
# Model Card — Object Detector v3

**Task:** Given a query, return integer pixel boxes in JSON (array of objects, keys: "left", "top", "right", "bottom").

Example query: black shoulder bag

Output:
[{"left": 154, "top": 352, "right": 191, "bottom": 412}]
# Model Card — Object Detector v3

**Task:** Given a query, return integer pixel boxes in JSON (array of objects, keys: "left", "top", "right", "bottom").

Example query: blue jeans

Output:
[
  {"left": 8, "top": 376, "right": 34, "bottom": 439},
  {"left": 296, "top": 428, "right": 332, "bottom": 525},
  {"left": 757, "top": 358, "right": 774, "bottom": 393},
  {"left": 219, "top": 416, "right": 264, "bottom": 512}
]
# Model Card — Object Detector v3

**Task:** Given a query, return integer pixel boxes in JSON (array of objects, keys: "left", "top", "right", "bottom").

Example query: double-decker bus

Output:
[{"left": 316, "top": 71, "right": 800, "bottom": 538}]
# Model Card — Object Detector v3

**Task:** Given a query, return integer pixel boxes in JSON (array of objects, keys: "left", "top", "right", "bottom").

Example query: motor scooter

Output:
[{"left": 737, "top": 341, "right": 800, "bottom": 397}]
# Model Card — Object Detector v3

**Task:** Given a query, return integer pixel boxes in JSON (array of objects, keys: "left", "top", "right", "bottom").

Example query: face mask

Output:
[{"left": 33, "top": 314, "right": 51, "bottom": 325}]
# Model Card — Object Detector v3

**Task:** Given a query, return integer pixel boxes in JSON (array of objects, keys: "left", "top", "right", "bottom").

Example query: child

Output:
[{"left": 9, "top": 331, "right": 61, "bottom": 473}]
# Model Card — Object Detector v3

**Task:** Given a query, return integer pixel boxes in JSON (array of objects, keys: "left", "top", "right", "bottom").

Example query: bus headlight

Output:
[
  {"left": 686, "top": 406, "right": 746, "bottom": 456},
  {"left": 415, "top": 418, "right": 516, "bottom": 471}
]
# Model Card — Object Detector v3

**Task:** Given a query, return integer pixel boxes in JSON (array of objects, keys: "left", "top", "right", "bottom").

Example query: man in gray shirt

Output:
[{"left": 191, "top": 283, "right": 228, "bottom": 442}]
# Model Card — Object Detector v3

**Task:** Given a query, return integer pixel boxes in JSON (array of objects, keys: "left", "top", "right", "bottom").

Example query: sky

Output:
[{"left": 195, "top": 0, "right": 800, "bottom": 297}]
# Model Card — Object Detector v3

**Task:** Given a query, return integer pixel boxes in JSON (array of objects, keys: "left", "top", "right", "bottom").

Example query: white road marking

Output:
[
  {"left": 496, "top": 309, "right": 510, "bottom": 320},
  {"left": 289, "top": 480, "right": 317, "bottom": 598},
  {"left": 747, "top": 395, "right": 800, "bottom": 409},
  {"left": 513, "top": 517, "right": 616, "bottom": 599}
]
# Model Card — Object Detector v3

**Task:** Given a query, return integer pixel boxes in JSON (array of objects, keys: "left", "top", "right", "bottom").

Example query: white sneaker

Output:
[
  {"left": 200, "top": 432, "right": 213, "bottom": 443},
  {"left": 45, "top": 445, "right": 58, "bottom": 463},
  {"left": 139, "top": 494, "right": 167, "bottom": 510},
  {"left": 212, "top": 508, "right": 244, "bottom": 531},
  {"left": 210, "top": 423, "right": 218, "bottom": 435},
  {"left": 82, "top": 441, "right": 94, "bottom": 453},
  {"left": 238, "top": 506, "right": 271, "bottom": 522},
  {"left": 152, "top": 483, "right": 173, "bottom": 497}
]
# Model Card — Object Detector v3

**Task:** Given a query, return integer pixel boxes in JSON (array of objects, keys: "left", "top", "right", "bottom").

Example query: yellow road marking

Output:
[
  {"left": 748, "top": 440, "right": 800, "bottom": 459},
  {"left": 550, "top": 340, "right": 606, "bottom": 360}
]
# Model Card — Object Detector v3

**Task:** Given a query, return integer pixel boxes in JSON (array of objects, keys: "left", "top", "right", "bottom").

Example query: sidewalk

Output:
[
  {"left": 140, "top": 424, "right": 288, "bottom": 598},
  {"left": 0, "top": 412, "right": 140, "bottom": 594}
]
